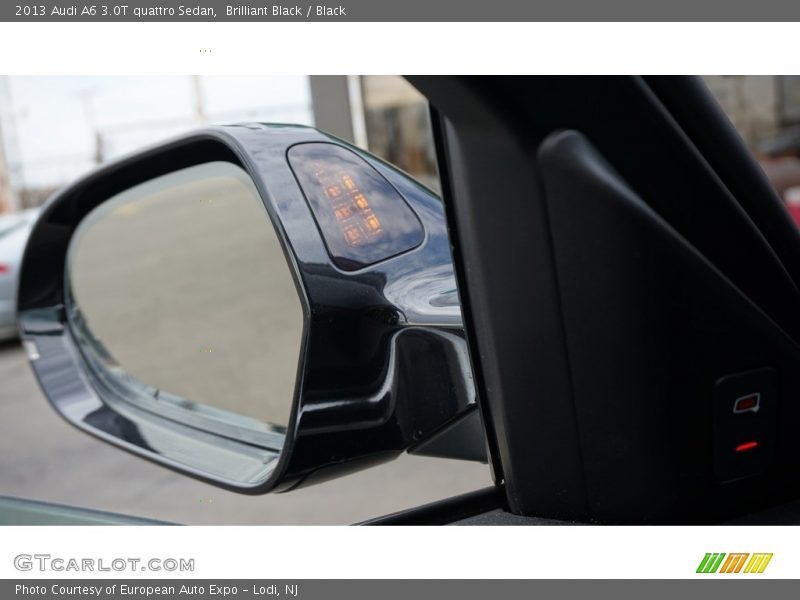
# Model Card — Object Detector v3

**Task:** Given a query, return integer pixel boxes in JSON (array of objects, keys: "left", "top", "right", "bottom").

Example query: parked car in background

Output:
[{"left": 0, "top": 209, "right": 38, "bottom": 341}]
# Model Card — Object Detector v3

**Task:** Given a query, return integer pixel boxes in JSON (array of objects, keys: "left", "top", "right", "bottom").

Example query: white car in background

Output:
[{"left": 0, "top": 209, "right": 38, "bottom": 341}]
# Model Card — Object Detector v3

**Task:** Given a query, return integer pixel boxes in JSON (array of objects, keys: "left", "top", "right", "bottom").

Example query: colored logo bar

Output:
[{"left": 696, "top": 553, "right": 772, "bottom": 573}]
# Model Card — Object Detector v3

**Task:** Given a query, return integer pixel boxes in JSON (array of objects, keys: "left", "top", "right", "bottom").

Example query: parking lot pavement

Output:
[{"left": 0, "top": 340, "right": 491, "bottom": 524}]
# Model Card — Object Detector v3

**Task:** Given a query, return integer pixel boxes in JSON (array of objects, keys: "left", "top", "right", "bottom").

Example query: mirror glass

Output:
[{"left": 66, "top": 161, "right": 303, "bottom": 433}]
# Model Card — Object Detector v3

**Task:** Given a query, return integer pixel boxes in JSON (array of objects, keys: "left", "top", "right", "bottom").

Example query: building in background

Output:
[
  {"left": 7, "top": 75, "right": 800, "bottom": 216},
  {"left": 0, "top": 76, "right": 316, "bottom": 213},
  {"left": 0, "top": 75, "right": 439, "bottom": 215},
  {"left": 360, "top": 76, "right": 439, "bottom": 191},
  {"left": 702, "top": 75, "right": 800, "bottom": 156},
  {"left": 0, "top": 77, "right": 18, "bottom": 213},
  {"left": 703, "top": 76, "right": 779, "bottom": 148},
  {"left": 308, "top": 75, "right": 439, "bottom": 191}
]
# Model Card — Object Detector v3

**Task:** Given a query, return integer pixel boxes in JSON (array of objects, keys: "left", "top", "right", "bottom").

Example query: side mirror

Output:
[{"left": 18, "top": 125, "right": 486, "bottom": 493}]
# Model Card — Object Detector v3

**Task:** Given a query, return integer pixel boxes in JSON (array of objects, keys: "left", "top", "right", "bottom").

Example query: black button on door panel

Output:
[{"left": 713, "top": 368, "right": 778, "bottom": 482}]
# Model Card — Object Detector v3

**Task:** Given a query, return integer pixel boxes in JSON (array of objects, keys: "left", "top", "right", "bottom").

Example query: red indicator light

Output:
[
  {"left": 0, "top": 264, "right": 8, "bottom": 275},
  {"left": 735, "top": 441, "right": 759, "bottom": 453},
  {"left": 733, "top": 392, "right": 761, "bottom": 414}
]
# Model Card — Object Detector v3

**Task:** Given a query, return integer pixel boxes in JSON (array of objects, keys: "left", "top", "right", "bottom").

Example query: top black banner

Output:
[{"left": 4, "top": 0, "right": 800, "bottom": 21}]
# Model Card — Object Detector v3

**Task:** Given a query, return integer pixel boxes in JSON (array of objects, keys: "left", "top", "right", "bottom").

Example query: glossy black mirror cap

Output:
[{"left": 17, "top": 124, "right": 484, "bottom": 494}]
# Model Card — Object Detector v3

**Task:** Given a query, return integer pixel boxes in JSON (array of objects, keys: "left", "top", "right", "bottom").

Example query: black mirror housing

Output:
[{"left": 18, "top": 124, "right": 486, "bottom": 493}]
